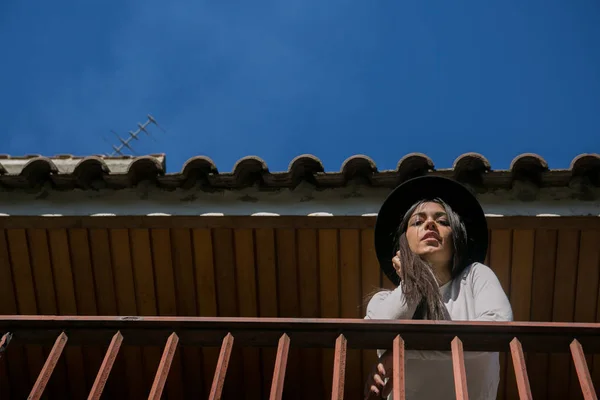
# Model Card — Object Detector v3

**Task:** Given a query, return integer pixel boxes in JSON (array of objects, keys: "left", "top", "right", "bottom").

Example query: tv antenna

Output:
[{"left": 104, "top": 114, "right": 167, "bottom": 157}]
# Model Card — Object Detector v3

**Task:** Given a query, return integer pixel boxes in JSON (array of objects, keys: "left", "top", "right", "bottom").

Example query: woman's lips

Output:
[{"left": 421, "top": 232, "right": 441, "bottom": 241}]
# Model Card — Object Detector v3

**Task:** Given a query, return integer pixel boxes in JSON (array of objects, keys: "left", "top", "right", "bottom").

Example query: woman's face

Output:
[{"left": 405, "top": 201, "right": 453, "bottom": 266}]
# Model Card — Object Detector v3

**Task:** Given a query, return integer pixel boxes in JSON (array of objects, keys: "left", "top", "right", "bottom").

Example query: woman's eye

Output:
[
  {"left": 413, "top": 220, "right": 423, "bottom": 226},
  {"left": 438, "top": 220, "right": 450, "bottom": 226}
]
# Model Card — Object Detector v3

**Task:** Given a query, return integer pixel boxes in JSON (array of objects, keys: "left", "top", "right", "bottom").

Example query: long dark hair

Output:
[{"left": 394, "top": 198, "right": 468, "bottom": 320}]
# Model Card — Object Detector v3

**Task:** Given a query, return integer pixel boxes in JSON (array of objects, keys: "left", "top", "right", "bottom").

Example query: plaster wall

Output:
[{"left": 0, "top": 185, "right": 599, "bottom": 216}]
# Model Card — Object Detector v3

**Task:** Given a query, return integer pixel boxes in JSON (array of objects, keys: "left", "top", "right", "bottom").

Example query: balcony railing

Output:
[{"left": 0, "top": 316, "right": 599, "bottom": 399}]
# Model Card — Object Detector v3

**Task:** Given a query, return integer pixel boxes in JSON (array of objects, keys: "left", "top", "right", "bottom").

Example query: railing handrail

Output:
[
  {"left": 3, "top": 314, "right": 600, "bottom": 328},
  {"left": 1, "top": 315, "right": 600, "bottom": 352}
]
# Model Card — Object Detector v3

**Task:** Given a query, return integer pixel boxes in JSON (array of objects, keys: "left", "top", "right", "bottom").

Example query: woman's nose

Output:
[{"left": 424, "top": 219, "right": 438, "bottom": 230}]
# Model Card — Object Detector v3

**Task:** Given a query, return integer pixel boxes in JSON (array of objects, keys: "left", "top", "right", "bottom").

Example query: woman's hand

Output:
[
  {"left": 392, "top": 251, "right": 402, "bottom": 277},
  {"left": 364, "top": 351, "right": 394, "bottom": 399}
]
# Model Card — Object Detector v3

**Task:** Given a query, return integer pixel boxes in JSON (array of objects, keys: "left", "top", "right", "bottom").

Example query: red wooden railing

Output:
[{"left": 0, "top": 316, "right": 599, "bottom": 399}]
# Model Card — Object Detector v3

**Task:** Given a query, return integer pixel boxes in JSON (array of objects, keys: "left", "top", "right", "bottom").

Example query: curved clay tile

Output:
[
  {"left": 340, "top": 154, "right": 377, "bottom": 180},
  {"left": 181, "top": 156, "right": 219, "bottom": 177},
  {"left": 20, "top": 157, "right": 59, "bottom": 182},
  {"left": 452, "top": 152, "right": 491, "bottom": 174},
  {"left": 127, "top": 156, "right": 165, "bottom": 184},
  {"left": 509, "top": 154, "right": 548, "bottom": 197},
  {"left": 452, "top": 153, "right": 491, "bottom": 190},
  {"left": 509, "top": 153, "right": 549, "bottom": 173},
  {"left": 232, "top": 155, "right": 268, "bottom": 173},
  {"left": 232, "top": 156, "right": 269, "bottom": 186},
  {"left": 287, "top": 154, "right": 324, "bottom": 175},
  {"left": 397, "top": 152, "right": 434, "bottom": 171},
  {"left": 570, "top": 153, "right": 600, "bottom": 178},
  {"left": 395, "top": 153, "right": 434, "bottom": 181},
  {"left": 286, "top": 154, "right": 324, "bottom": 186},
  {"left": 73, "top": 157, "right": 109, "bottom": 183}
]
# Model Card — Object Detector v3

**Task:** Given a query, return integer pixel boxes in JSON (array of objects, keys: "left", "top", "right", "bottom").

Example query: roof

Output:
[{"left": 0, "top": 152, "right": 598, "bottom": 192}]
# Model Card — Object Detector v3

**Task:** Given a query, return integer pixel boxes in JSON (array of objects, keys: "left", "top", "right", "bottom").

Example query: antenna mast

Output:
[{"left": 104, "top": 114, "right": 166, "bottom": 157}]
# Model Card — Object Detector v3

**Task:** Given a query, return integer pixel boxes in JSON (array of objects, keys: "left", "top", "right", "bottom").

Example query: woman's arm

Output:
[{"left": 364, "top": 285, "right": 419, "bottom": 321}]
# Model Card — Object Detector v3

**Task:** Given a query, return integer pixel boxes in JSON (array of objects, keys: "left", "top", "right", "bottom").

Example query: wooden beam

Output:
[{"left": 1, "top": 215, "right": 598, "bottom": 230}]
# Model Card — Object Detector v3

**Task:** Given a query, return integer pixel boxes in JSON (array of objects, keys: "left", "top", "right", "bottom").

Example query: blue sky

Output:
[{"left": 1, "top": 0, "right": 598, "bottom": 173}]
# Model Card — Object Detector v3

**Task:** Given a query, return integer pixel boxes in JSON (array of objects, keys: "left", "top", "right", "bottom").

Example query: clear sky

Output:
[{"left": 1, "top": 0, "right": 598, "bottom": 173}]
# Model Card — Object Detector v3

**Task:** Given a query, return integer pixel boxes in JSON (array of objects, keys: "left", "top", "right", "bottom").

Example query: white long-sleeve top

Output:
[{"left": 365, "top": 262, "right": 513, "bottom": 400}]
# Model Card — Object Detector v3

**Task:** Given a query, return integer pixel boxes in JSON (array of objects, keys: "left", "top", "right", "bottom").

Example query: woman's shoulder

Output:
[
  {"left": 458, "top": 262, "right": 502, "bottom": 284},
  {"left": 366, "top": 289, "right": 393, "bottom": 306},
  {"left": 364, "top": 287, "right": 401, "bottom": 314}
]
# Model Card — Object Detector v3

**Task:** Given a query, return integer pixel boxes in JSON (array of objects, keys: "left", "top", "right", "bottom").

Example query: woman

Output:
[{"left": 364, "top": 176, "right": 513, "bottom": 400}]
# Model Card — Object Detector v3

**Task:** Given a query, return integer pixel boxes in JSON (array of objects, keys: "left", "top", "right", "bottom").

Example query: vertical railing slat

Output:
[
  {"left": 392, "top": 335, "right": 406, "bottom": 400},
  {"left": 510, "top": 338, "right": 533, "bottom": 400},
  {"left": 331, "top": 334, "right": 347, "bottom": 400},
  {"left": 570, "top": 339, "right": 598, "bottom": 400},
  {"left": 451, "top": 337, "right": 469, "bottom": 400},
  {"left": 87, "top": 331, "right": 124, "bottom": 400},
  {"left": 269, "top": 334, "right": 291, "bottom": 400},
  {"left": 148, "top": 332, "right": 179, "bottom": 400},
  {"left": 28, "top": 332, "right": 68, "bottom": 400},
  {"left": 209, "top": 333, "right": 235, "bottom": 400}
]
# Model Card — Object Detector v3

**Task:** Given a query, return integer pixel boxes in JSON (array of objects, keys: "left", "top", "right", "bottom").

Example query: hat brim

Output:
[{"left": 374, "top": 176, "right": 488, "bottom": 286}]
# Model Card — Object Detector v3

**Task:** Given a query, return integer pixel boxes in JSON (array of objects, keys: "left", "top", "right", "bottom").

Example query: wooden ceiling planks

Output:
[
  {"left": 528, "top": 229, "right": 558, "bottom": 399},
  {"left": 0, "top": 216, "right": 599, "bottom": 399}
]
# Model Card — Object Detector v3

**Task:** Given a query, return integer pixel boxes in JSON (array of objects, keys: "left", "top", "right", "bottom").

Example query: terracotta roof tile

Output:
[{"left": 0, "top": 153, "right": 598, "bottom": 195}]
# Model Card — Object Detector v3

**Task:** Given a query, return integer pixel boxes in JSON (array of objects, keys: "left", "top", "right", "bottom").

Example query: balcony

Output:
[
  {"left": 1, "top": 215, "right": 599, "bottom": 398},
  {"left": 1, "top": 316, "right": 599, "bottom": 399}
]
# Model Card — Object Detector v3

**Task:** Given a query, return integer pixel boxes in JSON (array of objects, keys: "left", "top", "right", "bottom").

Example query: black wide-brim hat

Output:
[{"left": 374, "top": 176, "right": 488, "bottom": 286}]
